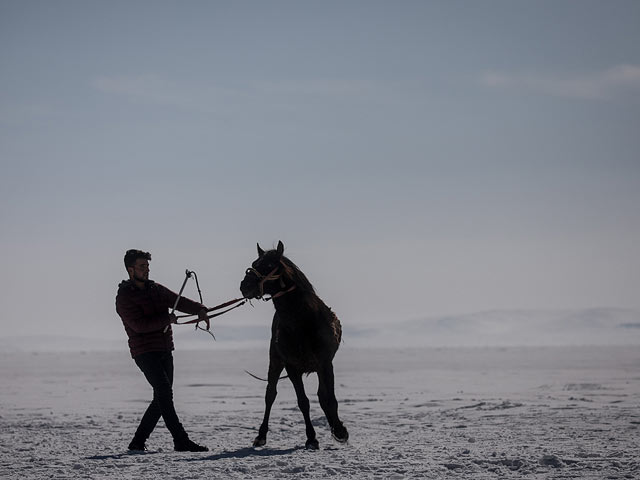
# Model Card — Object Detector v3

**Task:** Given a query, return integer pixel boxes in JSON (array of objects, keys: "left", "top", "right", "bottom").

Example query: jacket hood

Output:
[{"left": 118, "top": 279, "right": 156, "bottom": 290}]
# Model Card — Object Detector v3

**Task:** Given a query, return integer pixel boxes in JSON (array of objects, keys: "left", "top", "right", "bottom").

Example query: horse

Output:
[{"left": 240, "top": 241, "right": 349, "bottom": 450}]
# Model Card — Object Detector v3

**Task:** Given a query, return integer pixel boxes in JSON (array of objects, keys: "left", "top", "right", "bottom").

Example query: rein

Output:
[
  {"left": 168, "top": 269, "right": 247, "bottom": 339},
  {"left": 175, "top": 297, "right": 247, "bottom": 325}
]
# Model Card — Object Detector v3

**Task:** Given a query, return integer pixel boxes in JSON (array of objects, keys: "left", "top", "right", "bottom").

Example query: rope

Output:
[
  {"left": 244, "top": 370, "right": 289, "bottom": 382},
  {"left": 175, "top": 298, "right": 247, "bottom": 324},
  {"left": 170, "top": 269, "right": 248, "bottom": 340}
]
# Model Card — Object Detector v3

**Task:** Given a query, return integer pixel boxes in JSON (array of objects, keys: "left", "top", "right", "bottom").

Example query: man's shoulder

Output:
[
  {"left": 147, "top": 280, "right": 166, "bottom": 291},
  {"left": 117, "top": 279, "right": 141, "bottom": 292}
]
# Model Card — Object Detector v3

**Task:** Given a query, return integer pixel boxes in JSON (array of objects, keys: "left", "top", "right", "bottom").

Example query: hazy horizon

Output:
[
  {"left": 1, "top": 306, "right": 638, "bottom": 353},
  {"left": 1, "top": 1, "right": 639, "bottom": 342}
]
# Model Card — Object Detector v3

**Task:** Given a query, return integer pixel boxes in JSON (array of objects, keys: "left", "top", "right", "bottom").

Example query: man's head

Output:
[{"left": 124, "top": 249, "right": 151, "bottom": 284}]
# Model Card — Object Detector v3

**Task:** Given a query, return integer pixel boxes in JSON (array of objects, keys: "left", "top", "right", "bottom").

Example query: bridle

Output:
[{"left": 245, "top": 261, "right": 296, "bottom": 300}]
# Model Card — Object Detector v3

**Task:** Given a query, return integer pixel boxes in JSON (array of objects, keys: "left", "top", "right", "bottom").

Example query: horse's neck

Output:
[
  {"left": 273, "top": 291, "right": 301, "bottom": 309},
  {"left": 274, "top": 290, "right": 324, "bottom": 316}
]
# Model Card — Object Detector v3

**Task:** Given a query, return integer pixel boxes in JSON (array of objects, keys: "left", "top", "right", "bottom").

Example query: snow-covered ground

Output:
[{"left": 1, "top": 342, "right": 639, "bottom": 479}]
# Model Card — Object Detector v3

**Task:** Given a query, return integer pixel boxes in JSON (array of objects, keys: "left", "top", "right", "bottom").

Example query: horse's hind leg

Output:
[
  {"left": 317, "top": 361, "right": 349, "bottom": 443},
  {"left": 286, "top": 367, "right": 318, "bottom": 450},
  {"left": 253, "top": 356, "right": 284, "bottom": 447}
]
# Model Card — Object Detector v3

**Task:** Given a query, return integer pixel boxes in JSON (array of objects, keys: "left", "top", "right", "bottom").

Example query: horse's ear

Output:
[
  {"left": 257, "top": 243, "right": 265, "bottom": 256},
  {"left": 276, "top": 240, "right": 284, "bottom": 257}
]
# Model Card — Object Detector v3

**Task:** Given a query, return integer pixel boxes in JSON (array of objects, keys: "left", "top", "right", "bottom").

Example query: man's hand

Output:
[
  {"left": 197, "top": 308, "right": 210, "bottom": 330},
  {"left": 168, "top": 313, "right": 178, "bottom": 324}
]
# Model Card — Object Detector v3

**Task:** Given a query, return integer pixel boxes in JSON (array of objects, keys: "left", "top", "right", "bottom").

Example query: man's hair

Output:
[{"left": 124, "top": 249, "right": 151, "bottom": 269}]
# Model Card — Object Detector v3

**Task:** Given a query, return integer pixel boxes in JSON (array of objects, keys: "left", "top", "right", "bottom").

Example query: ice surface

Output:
[{"left": 1, "top": 345, "right": 639, "bottom": 479}]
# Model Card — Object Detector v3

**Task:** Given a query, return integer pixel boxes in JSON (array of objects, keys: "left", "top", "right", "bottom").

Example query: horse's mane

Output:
[{"left": 280, "top": 255, "right": 316, "bottom": 296}]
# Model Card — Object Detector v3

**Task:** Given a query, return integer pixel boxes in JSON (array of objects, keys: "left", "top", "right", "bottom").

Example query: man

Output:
[{"left": 116, "top": 249, "right": 209, "bottom": 452}]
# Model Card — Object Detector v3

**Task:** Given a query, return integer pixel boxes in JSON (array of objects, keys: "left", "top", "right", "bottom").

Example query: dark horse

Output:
[{"left": 240, "top": 241, "right": 349, "bottom": 450}]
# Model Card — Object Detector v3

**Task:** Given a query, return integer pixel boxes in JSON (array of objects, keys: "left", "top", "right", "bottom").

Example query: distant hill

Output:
[
  {"left": 343, "top": 307, "right": 640, "bottom": 348},
  {"left": 1, "top": 308, "right": 639, "bottom": 352}
]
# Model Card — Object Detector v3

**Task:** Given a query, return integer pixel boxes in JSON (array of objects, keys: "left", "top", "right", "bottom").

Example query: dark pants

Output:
[{"left": 133, "top": 351, "right": 188, "bottom": 443}]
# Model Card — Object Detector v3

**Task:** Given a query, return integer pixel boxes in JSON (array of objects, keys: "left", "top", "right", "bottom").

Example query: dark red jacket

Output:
[{"left": 116, "top": 280, "right": 205, "bottom": 358}]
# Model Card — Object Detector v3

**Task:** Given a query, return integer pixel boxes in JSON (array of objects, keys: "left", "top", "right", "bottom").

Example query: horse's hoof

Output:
[
  {"left": 332, "top": 425, "right": 349, "bottom": 443},
  {"left": 305, "top": 439, "right": 319, "bottom": 450},
  {"left": 253, "top": 437, "right": 266, "bottom": 448}
]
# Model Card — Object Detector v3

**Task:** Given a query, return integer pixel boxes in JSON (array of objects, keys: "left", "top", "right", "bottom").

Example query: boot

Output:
[
  {"left": 128, "top": 439, "right": 147, "bottom": 451},
  {"left": 174, "top": 438, "right": 209, "bottom": 452}
]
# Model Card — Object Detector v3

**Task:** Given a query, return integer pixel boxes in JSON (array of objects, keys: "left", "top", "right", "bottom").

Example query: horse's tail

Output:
[{"left": 331, "top": 311, "right": 342, "bottom": 345}]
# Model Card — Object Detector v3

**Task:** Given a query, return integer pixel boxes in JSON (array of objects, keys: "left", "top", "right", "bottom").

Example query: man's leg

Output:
[
  {"left": 132, "top": 351, "right": 207, "bottom": 452},
  {"left": 129, "top": 399, "right": 161, "bottom": 449},
  {"left": 129, "top": 352, "right": 173, "bottom": 448}
]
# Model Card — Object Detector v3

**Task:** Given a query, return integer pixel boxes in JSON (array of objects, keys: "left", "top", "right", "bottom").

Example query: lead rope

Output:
[{"left": 170, "top": 269, "right": 248, "bottom": 341}]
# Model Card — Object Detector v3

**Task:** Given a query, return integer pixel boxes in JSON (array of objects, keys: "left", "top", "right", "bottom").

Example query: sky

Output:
[{"left": 1, "top": 1, "right": 639, "bottom": 341}]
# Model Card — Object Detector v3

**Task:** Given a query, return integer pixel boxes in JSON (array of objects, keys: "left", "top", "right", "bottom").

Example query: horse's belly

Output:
[{"left": 275, "top": 334, "right": 335, "bottom": 373}]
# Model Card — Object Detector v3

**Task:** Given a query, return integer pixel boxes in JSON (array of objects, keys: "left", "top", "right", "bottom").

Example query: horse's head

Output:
[{"left": 240, "top": 240, "right": 287, "bottom": 300}]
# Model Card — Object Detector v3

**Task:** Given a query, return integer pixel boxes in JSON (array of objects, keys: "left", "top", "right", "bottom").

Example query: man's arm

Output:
[
  {"left": 158, "top": 284, "right": 207, "bottom": 316},
  {"left": 158, "top": 284, "right": 210, "bottom": 329}
]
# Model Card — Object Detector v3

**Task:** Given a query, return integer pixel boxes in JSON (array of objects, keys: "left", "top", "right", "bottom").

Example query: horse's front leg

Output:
[
  {"left": 253, "top": 353, "right": 284, "bottom": 447},
  {"left": 286, "top": 367, "right": 318, "bottom": 450}
]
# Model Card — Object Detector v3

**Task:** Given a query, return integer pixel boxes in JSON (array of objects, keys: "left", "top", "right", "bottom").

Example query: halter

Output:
[{"left": 246, "top": 262, "right": 296, "bottom": 300}]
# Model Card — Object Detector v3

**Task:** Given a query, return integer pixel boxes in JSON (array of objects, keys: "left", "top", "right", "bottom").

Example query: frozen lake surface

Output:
[{"left": 1, "top": 345, "right": 639, "bottom": 479}]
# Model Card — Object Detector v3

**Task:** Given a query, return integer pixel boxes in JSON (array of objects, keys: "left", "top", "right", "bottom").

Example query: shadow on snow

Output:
[
  {"left": 86, "top": 446, "right": 303, "bottom": 462},
  {"left": 181, "top": 446, "right": 303, "bottom": 462},
  {"left": 87, "top": 451, "right": 162, "bottom": 460}
]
